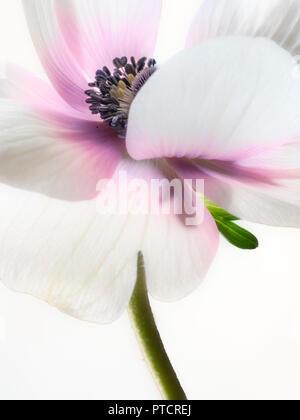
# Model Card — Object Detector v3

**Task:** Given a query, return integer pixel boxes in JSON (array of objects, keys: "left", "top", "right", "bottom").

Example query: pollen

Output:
[{"left": 85, "top": 56, "right": 157, "bottom": 138}]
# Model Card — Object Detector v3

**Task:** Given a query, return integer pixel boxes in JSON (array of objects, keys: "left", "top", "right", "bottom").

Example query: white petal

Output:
[
  {"left": 0, "top": 158, "right": 218, "bottom": 322},
  {"left": 187, "top": 0, "right": 300, "bottom": 56},
  {"left": 0, "top": 99, "right": 122, "bottom": 201},
  {"left": 239, "top": 141, "right": 300, "bottom": 170},
  {"left": 127, "top": 37, "right": 300, "bottom": 161},
  {"left": 55, "top": 0, "right": 162, "bottom": 80}
]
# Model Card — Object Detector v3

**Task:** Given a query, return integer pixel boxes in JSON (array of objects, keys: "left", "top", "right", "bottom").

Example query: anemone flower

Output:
[{"left": 1, "top": 0, "right": 300, "bottom": 400}]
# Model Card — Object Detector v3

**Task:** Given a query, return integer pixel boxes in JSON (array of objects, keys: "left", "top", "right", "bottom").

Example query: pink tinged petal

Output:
[
  {"left": 23, "top": 0, "right": 88, "bottom": 113},
  {"left": 174, "top": 160, "right": 300, "bottom": 228},
  {"left": 0, "top": 63, "right": 79, "bottom": 118},
  {"left": 0, "top": 64, "right": 123, "bottom": 201},
  {"left": 127, "top": 37, "right": 300, "bottom": 161},
  {"left": 107, "top": 158, "right": 220, "bottom": 302},
  {"left": 0, "top": 99, "right": 123, "bottom": 201},
  {"left": 187, "top": 0, "right": 300, "bottom": 56},
  {"left": 203, "top": 172, "right": 300, "bottom": 228},
  {"left": 55, "top": 0, "right": 162, "bottom": 80},
  {"left": 143, "top": 208, "right": 219, "bottom": 301},
  {"left": 0, "top": 185, "right": 145, "bottom": 324}
]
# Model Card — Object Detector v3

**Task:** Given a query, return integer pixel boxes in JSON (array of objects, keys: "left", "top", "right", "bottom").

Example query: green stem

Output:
[{"left": 128, "top": 252, "right": 187, "bottom": 401}]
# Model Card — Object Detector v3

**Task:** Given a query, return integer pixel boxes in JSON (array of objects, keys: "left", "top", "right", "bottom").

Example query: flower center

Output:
[{"left": 85, "top": 56, "right": 157, "bottom": 138}]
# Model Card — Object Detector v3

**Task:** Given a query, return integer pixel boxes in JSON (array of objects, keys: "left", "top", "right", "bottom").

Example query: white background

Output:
[{"left": 1, "top": 0, "right": 300, "bottom": 401}]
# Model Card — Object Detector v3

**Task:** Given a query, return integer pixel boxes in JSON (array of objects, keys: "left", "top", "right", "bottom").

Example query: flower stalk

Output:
[{"left": 128, "top": 252, "right": 187, "bottom": 401}]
